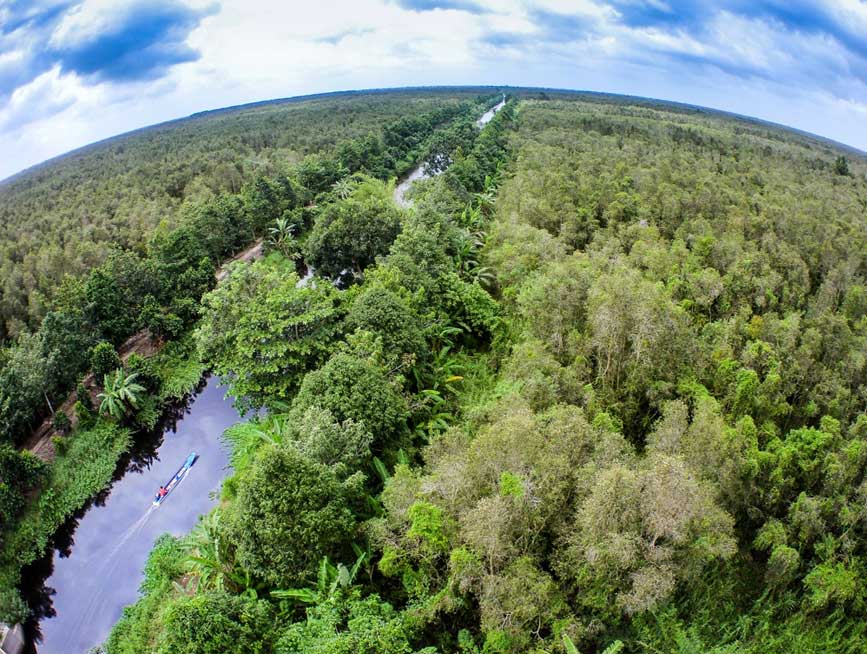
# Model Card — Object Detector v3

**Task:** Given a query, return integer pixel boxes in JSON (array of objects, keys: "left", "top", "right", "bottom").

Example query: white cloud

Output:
[{"left": 2, "top": 0, "right": 867, "bottom": 181}]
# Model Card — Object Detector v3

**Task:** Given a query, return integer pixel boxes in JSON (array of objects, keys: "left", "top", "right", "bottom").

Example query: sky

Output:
[{"left": 1, "top": 0, "right": 866, "bottom": 180}]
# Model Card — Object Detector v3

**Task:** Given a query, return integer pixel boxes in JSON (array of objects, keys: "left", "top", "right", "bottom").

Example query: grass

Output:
[
  {"left": 151, "top": 335, "right": 207, "bottom": 401},
  {"left": 0, "top": 421, "right": 131, "bottom": 610}
]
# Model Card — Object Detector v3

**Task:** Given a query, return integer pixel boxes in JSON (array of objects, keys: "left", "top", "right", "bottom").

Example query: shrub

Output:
[
  {"left": 52, "top": 411, "right": 71, "bottom": 435},
  {"left": 91, "top": 342, "right": 121, "bottom": 381}
]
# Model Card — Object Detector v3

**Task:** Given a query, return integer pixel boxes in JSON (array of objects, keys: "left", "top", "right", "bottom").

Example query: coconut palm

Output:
[{"left": 97, "top": 370, "right": 145, "bottom": 419}]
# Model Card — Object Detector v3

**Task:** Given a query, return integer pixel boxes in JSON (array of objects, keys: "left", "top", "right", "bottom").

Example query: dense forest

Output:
[
  {"left": 2, "top": 87, "right": 867, "bottom": 653},
  {"left": 0, "top": 88, "right": 486, "bottom": 340}
]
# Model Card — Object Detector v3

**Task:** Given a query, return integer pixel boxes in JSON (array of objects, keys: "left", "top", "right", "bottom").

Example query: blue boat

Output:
[{"left": 153, "top": 452, "right": 198, "bottom": 506}]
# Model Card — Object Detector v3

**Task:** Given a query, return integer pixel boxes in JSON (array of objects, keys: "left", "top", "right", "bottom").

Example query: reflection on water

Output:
[{"left": 18, "top": 377, "right": 241, "bottom": 654}]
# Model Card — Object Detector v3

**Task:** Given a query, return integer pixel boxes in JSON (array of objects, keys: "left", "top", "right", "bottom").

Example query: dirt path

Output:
[
  {"left": 24, "top": 239, "right": 265, "bottom": 462},
  {"left": 216, "top": 239, "right": 265, "bottom": 282}
]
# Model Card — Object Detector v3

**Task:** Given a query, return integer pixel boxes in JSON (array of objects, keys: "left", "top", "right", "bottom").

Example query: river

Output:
[
  {"left": 17, "top": 377, "right": 241, "bottom": 654},
  {"left": 393, "top": 94, "right": 506, "bottom": 207}
]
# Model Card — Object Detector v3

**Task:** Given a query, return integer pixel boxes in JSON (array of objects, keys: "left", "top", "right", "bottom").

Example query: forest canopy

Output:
[{"left": 2, "top": 87, "right": 867, "bottom": 654}]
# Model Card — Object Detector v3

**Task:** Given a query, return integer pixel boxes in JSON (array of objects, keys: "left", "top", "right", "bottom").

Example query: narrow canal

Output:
[
  {"left": 393, "top": 94, "right": 506, "bottom": 207},
  {"left": 18, "top": 377, "right": 242, "bottom": 654}
]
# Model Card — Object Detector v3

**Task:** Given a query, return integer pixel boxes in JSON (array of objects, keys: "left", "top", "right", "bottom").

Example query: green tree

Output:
[
  {"left": 139, "top": 295, "right": 183, "bottom": 340},
  {"left": 346, "top": 285, "right": 427, "bottom": 372},
  {"left": 292, "top": 353, "right": 409, "bottom": 455},
  {"left": 196, "top": 257, "right": 342, "bottom": 411},
  {"left": 225, "top": 445, "right": 358, "bottom": 588},
  {"left": 156, "top": 591, "right": 274, "bottom": 654},
  {"left": 98, "top": 370, "right": 146, "bottom": 419},
  {"left": 276, "top": 593, "right": 418, "bottom": 654},
  {"left": 305, "top": 176, "right": 403, "bottom": 279},
  {"left": 0, "top": 444, "right": 46, "bottom": 526},
  {"left": 85, "top": 268, "right": 137, "bottom": 344},
  {"left": 40, "top": 309, "right": 98, "bottom": 396},
  {"left": 90, "top": 342, "right": 122, "bottom": 381}
]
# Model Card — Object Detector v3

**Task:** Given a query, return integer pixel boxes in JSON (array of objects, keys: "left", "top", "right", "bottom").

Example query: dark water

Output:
[{"left": 19, "top": 377, "right": 241, "bottom": 654}]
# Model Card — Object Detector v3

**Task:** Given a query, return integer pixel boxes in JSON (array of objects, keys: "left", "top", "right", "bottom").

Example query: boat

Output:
[{"left": 153, "top": 452, "right": 198, "bottom": 506}]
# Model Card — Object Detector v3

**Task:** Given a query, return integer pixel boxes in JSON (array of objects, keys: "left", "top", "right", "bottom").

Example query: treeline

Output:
[
  {"left": 103, "top": 99, "right": 517, "bottom": 654},
  {"left": 0, "top": 90, "right": 488, "bottom": 340},
  {"left": 0, "top": 95, "right": 496, "bottom": 570}
]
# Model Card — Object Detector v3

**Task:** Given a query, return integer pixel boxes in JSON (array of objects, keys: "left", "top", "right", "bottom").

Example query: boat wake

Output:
[
  {"left": 71, "top": 505, "right": 158, "bottom": 636},
  {"left": 100, "top": 505, "right": 157, "bottom": 568}
]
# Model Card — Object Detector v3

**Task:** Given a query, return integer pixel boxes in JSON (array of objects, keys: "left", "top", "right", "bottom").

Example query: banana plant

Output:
[
  {"left": 267, "top": 216, "right": 300, "bottom": 259},
  {"left": 221, "top": 412, "right": 291, "bottom": 472},
  {"left": 271, "top": 552, "right": 367, "bottom": 607},
  {"left": 184, "top": 510, "right": 258, "bottom": 595},
  {"left": 97, "top": 370, "right": 145, "bottom": 419}
]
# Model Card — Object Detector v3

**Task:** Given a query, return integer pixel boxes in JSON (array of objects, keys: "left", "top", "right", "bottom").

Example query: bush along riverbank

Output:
[
  {"left": 101, "top": 98, "right": 518, "bottom": 654},
  {"left": 0, "top": 95, "right": 503, "bottom": 625}
]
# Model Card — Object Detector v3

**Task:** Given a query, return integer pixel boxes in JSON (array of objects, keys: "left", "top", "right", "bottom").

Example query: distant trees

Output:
[{"left": 834, "top": 155, "right": 850, "bottom": 176}]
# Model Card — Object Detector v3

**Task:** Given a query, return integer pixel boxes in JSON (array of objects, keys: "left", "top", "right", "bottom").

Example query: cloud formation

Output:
[
  {"left": 1, "top": 0, "right": 866, "bottom": 181},
  {"left": 0, "top": 0, "right": 214, "bottom": 98}
]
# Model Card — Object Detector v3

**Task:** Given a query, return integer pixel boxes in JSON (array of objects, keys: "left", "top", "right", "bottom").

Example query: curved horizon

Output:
[
  {"left": 3, "top": 1, "right": 867, "bottom": 182},
  {"left": 2, "top": 83, "right": 864, "bottom": 187}
]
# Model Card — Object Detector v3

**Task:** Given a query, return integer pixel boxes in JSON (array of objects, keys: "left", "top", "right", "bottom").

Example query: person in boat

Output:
[{"left": 158, "top": 486, "right": 168, "bottom": 498}]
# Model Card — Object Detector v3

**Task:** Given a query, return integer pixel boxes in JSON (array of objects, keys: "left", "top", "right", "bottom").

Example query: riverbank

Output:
[
  {"left": 23, "top": 239, "right": 265, "bottom": 465},
  {"left": 0, "top": 337, "right": 207, "bottom": 627},
  {"left": 19, "top": 377, "right": 239, "bottom": 653},
  {"left": 393, "top": 94, "right": 506, "bottom": 207}
]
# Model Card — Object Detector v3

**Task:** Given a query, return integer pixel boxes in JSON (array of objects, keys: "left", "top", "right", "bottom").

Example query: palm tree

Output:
[
  {"left": 97, "top": 370, "right": 145, "bottom": 419},
  {"left": 267, "top": 216, "right": 300, "bottom": 259}
]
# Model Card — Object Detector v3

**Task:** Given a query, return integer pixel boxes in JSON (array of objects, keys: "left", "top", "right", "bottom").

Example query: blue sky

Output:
[{"left": 1, "top": 0, "right": 866, "bottom": 179}]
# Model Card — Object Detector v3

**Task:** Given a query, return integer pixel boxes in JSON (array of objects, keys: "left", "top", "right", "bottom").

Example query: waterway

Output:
[
  {"left": 18, "top": 377, "right": 241, "bottom": 654},
  {"left": 393, "top": 94, "right": 506, "bottom": 208}
]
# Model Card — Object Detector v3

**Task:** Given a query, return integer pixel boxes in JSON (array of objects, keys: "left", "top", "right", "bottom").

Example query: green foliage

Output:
[
  {"left": 224, "top": 445, "right": 358, "bottom": 588},
  {"left": 98, "top": 370, "right": 146, "bottom": 419},
  {"left": 305, "top": 175, "right": 404, "bottom": 279},
  {"left": 0, "top": 586, "right": 29, "bottom": 625},
  {"left": 51, "top": 410, "right": 71, "bottom": 434},
  {"left": 53, "top": 91, "right": 867, "bottom": 654},
  {"left": 0, "top": 445, "right": 46, "bottom": 528},
  {"left": 0, "top": 332, "right": 50, "bottom": 443},
  {"left": 90, "top": 341, "right": 122, "bottom": 381},
  {"left": 197, "top": 255, "right": 342, "bottom": 410},
  {"left": 0, "top": 422, "right": 130, "bottom": 612},
  {"left": 156, "top": 591, "right": 275, "bottom": 654},
  {"left": 276, "top": 592, "right": 418, "bottom": 654},
  {"left": 346, "top": 284, "right": 427, "bottom": 372},
  {"left": 291, "top": 352, "right": 409, "bottom": 456},
  {"left": 104, "top": 535, "right": 185, "bottom": 654}
]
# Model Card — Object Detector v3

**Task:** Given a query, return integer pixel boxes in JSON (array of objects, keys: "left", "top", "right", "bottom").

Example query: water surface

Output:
[
  {"left": 393, "top": 96, "right": 506, "bottom": 207},
  {"left": 19, "top": 378, "right": 241, "bottom": 654}
]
